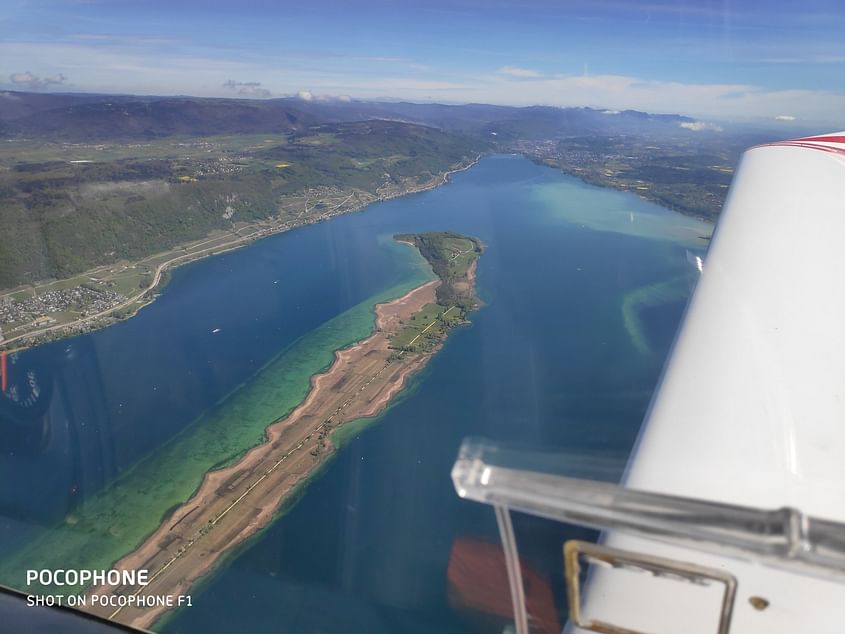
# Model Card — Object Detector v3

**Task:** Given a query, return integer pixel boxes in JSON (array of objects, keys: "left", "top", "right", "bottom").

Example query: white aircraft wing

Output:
[
  {"left": 574, "top": 132, "right": 845, "bottom": 633},
  {"left": 452, "top": 133, "right": 845, "bottom": 634}
]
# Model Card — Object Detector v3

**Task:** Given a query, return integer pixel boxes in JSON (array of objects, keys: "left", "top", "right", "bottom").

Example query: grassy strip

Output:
[{"left": 390, "top": 303, "right": 465, "bottom": 352}]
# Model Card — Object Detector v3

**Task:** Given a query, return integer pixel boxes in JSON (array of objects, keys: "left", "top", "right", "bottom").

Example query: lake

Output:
[{"left": 0, "top": 155, "right": 711, "bottom": 632}]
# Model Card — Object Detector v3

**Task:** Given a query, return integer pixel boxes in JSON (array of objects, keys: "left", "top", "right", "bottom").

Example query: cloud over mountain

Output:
[
  {"left": 222, "top": 80, "right": 271, "bottom": 98},
  {"left": 10, "top": 71, "right": 67, "bottom": 90}
]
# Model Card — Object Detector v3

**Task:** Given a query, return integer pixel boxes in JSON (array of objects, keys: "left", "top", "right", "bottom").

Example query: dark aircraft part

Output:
[
  {"left": 0, "top": 584, "right": 147, "bottom": 633},
  {"left": 0, "top": 352, "right": 53, "bottom": 455}
]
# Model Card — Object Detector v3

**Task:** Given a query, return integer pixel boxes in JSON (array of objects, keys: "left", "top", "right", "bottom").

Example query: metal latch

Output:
[{"left": 564, "top": 540, "right": 738, "bottom": 634}]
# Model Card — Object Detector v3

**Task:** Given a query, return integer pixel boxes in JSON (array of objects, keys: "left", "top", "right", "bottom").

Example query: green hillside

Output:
[{"left": 0, "top": 121, "right": 485, "bottom": 288}]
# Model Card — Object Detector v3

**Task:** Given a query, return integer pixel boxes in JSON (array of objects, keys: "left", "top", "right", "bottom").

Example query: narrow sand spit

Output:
[{"left": 86, "top": 281, "right": 448, "bottom": 629}]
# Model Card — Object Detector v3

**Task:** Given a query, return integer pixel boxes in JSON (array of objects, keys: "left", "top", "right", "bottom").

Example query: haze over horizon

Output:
[{"left": 1, "top": 0, "right": 844, "bottom": 126}]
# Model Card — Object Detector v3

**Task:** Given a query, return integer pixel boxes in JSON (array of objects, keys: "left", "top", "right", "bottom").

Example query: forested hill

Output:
[
  {"left": 1, "top": 95, "right": 315, "bottom": 140},
  {"left": 0, "top": 114, "right": 486, "bottom": 289}
]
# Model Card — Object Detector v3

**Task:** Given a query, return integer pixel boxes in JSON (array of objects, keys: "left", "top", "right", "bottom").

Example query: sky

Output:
[{"left": 1, "top": 0, "right": 844, "bottom": 125}]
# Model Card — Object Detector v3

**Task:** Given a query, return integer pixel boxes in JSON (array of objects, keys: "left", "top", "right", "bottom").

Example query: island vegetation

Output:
[{"left": 390, "top": 232, "right": 483, "bottom": 353}]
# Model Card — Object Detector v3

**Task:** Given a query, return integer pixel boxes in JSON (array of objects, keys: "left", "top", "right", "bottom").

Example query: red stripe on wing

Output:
[{"left": 793, "top": 135, "right": 845, "bottom": 144}]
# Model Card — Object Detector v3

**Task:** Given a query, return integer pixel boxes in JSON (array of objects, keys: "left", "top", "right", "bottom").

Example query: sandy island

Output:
[{"left": 85, "top": 279, "right": 452, "bottom": 629}]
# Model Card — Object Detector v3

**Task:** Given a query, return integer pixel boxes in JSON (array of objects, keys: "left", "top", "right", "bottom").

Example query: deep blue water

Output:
[{"left": 0, "top": 155, "right": 709, "bottom": 632}]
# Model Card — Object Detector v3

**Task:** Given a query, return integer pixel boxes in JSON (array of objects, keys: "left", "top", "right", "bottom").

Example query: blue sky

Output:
[{"left": 2, "top": 0, "right": 844, "bottom": 124}]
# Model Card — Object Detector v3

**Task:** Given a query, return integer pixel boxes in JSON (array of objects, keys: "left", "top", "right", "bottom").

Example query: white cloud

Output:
[
  {"left": 457, "top": 73, "right": 845, "bottom": 125},
  {"left": 222, "top": 80, "right": 271, "bottom": 98},
  {"left": 9, "top": 71, "right": 67, "bottom": 90},
  {"left": 753, "top": 55, "right": 845, "bottom": 65},
  {"left": 679, "top": 121, "right": 723, "bottom": 132},
  {"left": 296, "top": 90, "right": 314, "bottom": 101},
  {"left": 498, "top": 65, "right": 542, "bottom": 78},
  {"left": 373, "top": 78, "right": 467, "bottom": 92},
  {"left": 0, "top": 41, "right": 259, "bottom": 97},
  {"left": 9, "top": 71, "right": 36, "bottom": 84},
  {"left": 775, "top": 114, "right": 797, "bottom": 121},
  {"left": 2, "top": 39, "right": 844, "bottom": 125}
]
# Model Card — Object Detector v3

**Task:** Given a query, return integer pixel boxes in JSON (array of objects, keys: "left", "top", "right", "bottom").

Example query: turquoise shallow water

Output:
[{"left": 0, "top": 155, "right": 710, "bottom": 632}]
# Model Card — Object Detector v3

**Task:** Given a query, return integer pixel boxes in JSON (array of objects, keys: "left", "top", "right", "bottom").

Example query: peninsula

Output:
[{"left": 83, "top": 232, "right": 483, "bottom": 629}]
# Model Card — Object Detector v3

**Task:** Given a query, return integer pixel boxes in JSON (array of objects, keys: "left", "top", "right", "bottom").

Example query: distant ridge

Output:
[
  {"left": 1, "top": 90, "right": 699, "bottom": 141},
  {"left": 0, "top": 95, "right": 315, "bottom": 140}
]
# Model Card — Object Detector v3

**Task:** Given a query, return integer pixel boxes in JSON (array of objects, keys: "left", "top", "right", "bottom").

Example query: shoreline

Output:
[
  {"left": 84, "top": 276, "right": 463, "bottom": 629},
  {"left": 0, "top": 154, "right": 482, "bottom": 353},
  {"left": 521, "top": 153, "right": 718, "bottom": 225}
]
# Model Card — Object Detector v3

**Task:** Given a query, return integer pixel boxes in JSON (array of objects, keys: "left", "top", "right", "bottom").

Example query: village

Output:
[{"left": 0, "top": 285, "right": 127, "bottom": 342}]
